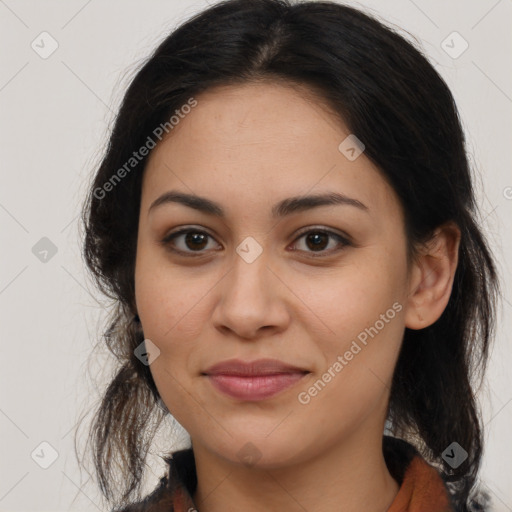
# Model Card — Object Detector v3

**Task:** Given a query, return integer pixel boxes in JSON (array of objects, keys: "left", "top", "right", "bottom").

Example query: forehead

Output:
[{"left": 141, "top": 82, "right": 401, "bottom": 222}]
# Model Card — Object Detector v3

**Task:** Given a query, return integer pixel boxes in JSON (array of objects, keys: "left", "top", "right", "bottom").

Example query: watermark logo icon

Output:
[
  {"left": 338, "top": 134, "right": 365, "bottom": 161},
  {"left": 441, "top": 31, "right": 469, "bottom": 59},
  {"left": 31, "top": 441, "right": 59, "bottom": 469},
  {"left": 134, "top": 339, "right": 161, "bottom": 366},
  {"left": 236, "top": 236, "right": 263, "bottom": 264},
  {"left": 236, "top": 442, "right": 262, "bottom": 467},
  {"left": 442, "top": 441, "right": 468, "bottom": 468},
  {"left": 32, "top": 237, "right": 58, "bottom": 263},
  {"left": 31, "top": 32, "right": 59, "bottom": 59}
]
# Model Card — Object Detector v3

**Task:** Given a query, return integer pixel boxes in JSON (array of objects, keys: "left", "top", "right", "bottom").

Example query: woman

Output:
[{"left": 80, "top": 0, "right": 500, "bottom": 510}]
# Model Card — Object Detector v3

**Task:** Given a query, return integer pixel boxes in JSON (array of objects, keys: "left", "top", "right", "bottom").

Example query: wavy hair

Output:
[{"left": 79, "top": 0, "right": 501, "bottom": 510}]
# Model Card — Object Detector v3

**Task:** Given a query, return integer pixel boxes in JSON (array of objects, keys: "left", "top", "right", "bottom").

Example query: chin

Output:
[{"left": 202, "top": 432, "right": 310, "bottom": 470}]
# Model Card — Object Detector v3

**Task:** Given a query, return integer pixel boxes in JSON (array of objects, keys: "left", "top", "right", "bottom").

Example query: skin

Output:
[{"left": 134, "top": 81, "right": 461, "bottom": 512}]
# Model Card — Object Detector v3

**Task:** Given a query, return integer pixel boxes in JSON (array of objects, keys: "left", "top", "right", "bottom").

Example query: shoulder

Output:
[{"left": 383, "top": 436, "right": 492, "bottom": 512}]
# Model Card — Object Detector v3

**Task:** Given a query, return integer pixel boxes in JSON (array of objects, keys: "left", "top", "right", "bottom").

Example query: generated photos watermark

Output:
[
  {"left": 297, "top": 301, "right": 403, "bottom": 405},
  {"left": 93, "top": 97, "right": 198, "bottom": 200}
]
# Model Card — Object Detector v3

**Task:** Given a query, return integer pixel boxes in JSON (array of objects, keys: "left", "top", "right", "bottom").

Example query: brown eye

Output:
[
  {"left": 304, "top": 232, "right": 330, "bottom": 251},
  {"left": 160, "top": 226, "right": 351, "bottom": 258},
  {"left": 181, "top": 232, "right": 209, "bottom": 251},
  {"left": 290, "top": 228, "right": 351, "bottom": 257},
  {"left": 161, "top": 228, "right": 219, "bottom": 255}
]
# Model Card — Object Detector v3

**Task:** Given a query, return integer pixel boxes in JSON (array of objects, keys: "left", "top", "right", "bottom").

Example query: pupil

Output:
[
  {"left": 186, "top": 233, "right": 207, "bottom": 250},
  {"left": 307, "top": 233, "right": 327, "bottom": 251}
]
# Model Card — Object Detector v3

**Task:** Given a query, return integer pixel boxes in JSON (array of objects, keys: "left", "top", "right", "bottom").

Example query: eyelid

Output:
[
  {"left": 289, "top": 225, "right": 352, "bottom": 257},
  {"left": 160, "top": 226, "right": 219, "bottom": 256},
  {"left": 292, "top": 225, "right": 351, "bottom": 242}
]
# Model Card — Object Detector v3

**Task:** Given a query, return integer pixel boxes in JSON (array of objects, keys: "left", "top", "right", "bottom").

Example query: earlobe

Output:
[{"left": 404, "top": 222, "right": 461, "bottom": 330}]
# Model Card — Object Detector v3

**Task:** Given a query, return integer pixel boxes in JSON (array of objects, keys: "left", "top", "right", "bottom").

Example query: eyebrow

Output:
[{"left": 148, "top": 190, "right": 369, "bottom": 218}]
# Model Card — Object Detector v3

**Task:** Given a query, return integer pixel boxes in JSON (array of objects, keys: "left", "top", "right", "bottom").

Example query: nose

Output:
[{"left": 210, "top": 251, "right": 290, "bottom": 340}]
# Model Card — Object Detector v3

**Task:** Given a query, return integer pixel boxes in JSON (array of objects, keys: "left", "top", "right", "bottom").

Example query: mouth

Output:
[{"left": 202, "top": 358, "right": 310, "bottom": 401}]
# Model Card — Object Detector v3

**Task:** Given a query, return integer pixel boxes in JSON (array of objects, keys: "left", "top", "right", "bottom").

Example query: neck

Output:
[{"left": 192, "top": 427, "right": 399, "bottom": 512}]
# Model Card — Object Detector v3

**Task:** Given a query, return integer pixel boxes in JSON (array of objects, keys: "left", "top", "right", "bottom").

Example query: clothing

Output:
[{"left": 115, "top": 435, "right": 455, "bottom": 511}]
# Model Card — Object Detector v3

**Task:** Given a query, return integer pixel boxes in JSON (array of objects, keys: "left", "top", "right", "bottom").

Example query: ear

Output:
[{"left": 404, "top": 221, "right": 461, "bottom": 330}]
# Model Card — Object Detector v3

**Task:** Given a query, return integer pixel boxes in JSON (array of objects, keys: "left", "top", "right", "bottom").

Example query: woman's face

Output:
[{"left": 135, "top": 82, "right": 415, "bottom": 467}]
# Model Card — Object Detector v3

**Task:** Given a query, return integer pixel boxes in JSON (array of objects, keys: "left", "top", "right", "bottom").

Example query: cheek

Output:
[
  {"left": 297, "top": 258, "right": 404, "bottom": 342},
  {"left": 292, "top": 275, "right": 405, "bottom": 444},
  {"left": 134, "top": 248, "right": 217, "bottom": 407},
  {"left": 134, "top": 243, "right": 210, "bottom": 342},
  {"left": 292, "top": 251, "right": 406, "bottom": 389},
  {"left": 149, "top": 357, "right": 216, "bottom": 444},
  {"left": 135, "top": 272, "right": 206, "bottom": 385},
  {"left": 135, "top": 266, "right": 207, "bottom": 428}
]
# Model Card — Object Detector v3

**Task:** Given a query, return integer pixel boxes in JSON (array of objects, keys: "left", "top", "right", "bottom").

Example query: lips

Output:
[
  {"left": 204, "top": 358, "right": 309, "bottom": 376},
  {"left": 202, "top": 358, "right": 310, "bottom": 401}
]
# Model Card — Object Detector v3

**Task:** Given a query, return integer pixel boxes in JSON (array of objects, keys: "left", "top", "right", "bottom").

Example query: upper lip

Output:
[{"left": 203, "top": 358, "right": 310, "bottom": 376}]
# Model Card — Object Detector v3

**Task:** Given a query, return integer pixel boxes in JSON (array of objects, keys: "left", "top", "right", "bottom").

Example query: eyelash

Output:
[{"left": 160, "top": 226, "right": 352, "bottom": 258}]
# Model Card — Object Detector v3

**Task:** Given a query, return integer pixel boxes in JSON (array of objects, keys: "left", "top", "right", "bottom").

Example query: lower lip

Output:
[{"left": 206, "top": 373, "right": 308, "bottom": 401}]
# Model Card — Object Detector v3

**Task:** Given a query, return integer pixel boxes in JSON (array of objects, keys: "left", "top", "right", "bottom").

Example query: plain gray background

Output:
[{"left": 1, "top": 0, "right": 511, "bottom": 510}]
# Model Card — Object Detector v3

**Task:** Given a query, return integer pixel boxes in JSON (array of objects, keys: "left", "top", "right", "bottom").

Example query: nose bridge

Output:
[
  {"left": 212, "top": 239, "right": 285, "bottom": 337},
  {"left": 226, "top": 243, "right": 272, "bottom": 305}
]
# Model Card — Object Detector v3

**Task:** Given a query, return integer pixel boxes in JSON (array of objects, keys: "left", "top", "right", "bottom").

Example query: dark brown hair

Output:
[{"left": 79, "top": 1, "right": 501, "bottom": 510}]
